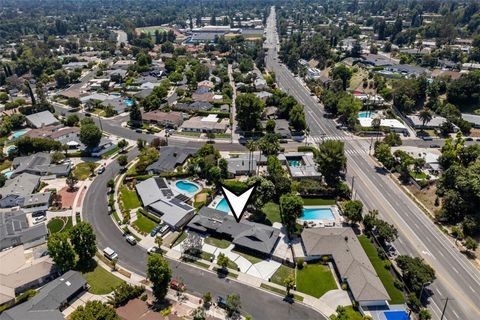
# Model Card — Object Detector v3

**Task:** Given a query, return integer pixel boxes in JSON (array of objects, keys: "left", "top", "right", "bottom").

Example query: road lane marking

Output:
[{"left": 452, "top": 266, "right": 459, "bottom": 274}]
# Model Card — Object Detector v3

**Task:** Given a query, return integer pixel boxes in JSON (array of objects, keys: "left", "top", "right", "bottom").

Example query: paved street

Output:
[{"left": 265, "top": 6, "right": 480, "bottom": 320}]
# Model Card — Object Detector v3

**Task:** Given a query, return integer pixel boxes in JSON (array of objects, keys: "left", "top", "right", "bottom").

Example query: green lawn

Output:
[
  {"left": 82, "top": 265, "right": 124, "bottom": 294},
  {"left": 101, "top": 146, "right": 120, "bottom": 159},
  {"left": 133, "top": 210, "right": 158, "bottom": 234},
  {"left": 172, "top": 231, "right": 187, "bottom": 246},
  {"left": 73, "top": 162, "right": 99, "bottom": 180},
  {"left": 262, "top": 202, "right": 281, "bottom": 223},
  {"left": 296, "top": 263, "right": 337, "bottom": 298},
  {"left": 232, "top": 249, "right": 263, "bottom": 264},
  {"left": 177, "top": 131, "right": 202, "bottom": 137},
  {"left": 0, "top": 160, "right": 12, "bottom": 171},
  {"left": 204, "top": 236, "right": 231, "bottom": 249},
  {"left": 47, "top": 217, "right": 72, "bottom": 234},
  {"left": 410, "top": 171, "right": 428, "bottom": 180},
  {"left": 302, "top": 198, "right": 336, "bottom": 206},
  {"left": 260, "top": 284, "right": 304, "bottom": 301},
  {"left": 201, "top": 251, "right": 215, "bottom": 261},
  {"left": 119, "top": 185, "right": 141, "bottom": 210},
  {"left": 358, "top": 235, "right": 405, "bottom": 304},
  {"left": 270, "top": 265, "right": 294, "bottom": 286}
]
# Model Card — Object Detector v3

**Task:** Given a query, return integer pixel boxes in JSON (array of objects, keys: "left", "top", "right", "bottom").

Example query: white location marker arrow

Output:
[{"left": 220, "top": 184, "right": 257, "bottom": 223}]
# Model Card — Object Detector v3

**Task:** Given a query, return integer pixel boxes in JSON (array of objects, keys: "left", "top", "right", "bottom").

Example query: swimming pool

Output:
[
  {"left": 3, "top": 170, "right": 13, "bottom": 178},
  {"left": 12, "top": 129, "right": 28, "bottom": 139},
  {"left": 384, "top": 311, "right": 409, "bottom": 320},
  {"left": 175, "top": 180, "right": 199, "bottom": 194},
  {"left": 215, "top": 198, "right": 231, "bottom": 213},
  {"left": 123, "top": 98, "right": 134, "bottom": 107},
  {"left": 358, "top": 111, "right": 377, "bottom": 118},
  {"left": 288, "top": 160, "right": 302, "bottom": 167},
  {"left": 301, "top": 207, "right": 335, "bottom": 220}
]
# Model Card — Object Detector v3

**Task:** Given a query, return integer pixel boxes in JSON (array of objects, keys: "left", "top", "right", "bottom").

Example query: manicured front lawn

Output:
[
  {"left": 232, "top": 249, "right": 263, "bottom": 264},
  {"left": 133, "top": 210, "right": 158, "bottom": 234},
  {"left": 119, "top": 185, "right": 141, "bottom": 210},
  {"left": 47, "top": 217, "right": 73, "bottom": 234},
  {"left": 204, "top": 236, "right": 231, "bottom": 249},
  {"left": 270, "top": 265, "right": 294, "bottom": 286},
  {"left": 0, "top": 160, "right": 12, "bottom": 171},
  {"left": 410, "top": 171, "right": 428, "bottom": 180},
  {"left": 302, "top": 198, "right": 336, "bottom": 206},
  {"left": 101, "top": 146, "right": 120, "bottom": 159},
  {"left": 260, "top": 283, "right": 304, "bottom": 301},
  {"left": 262, "top": 202, "right": 281, "bottom": 223},
  {"left": 358, "top": 235, "right": 405, "bottom": 304},
  {"left": 73, "top": 162, "right": 99, "bottom": 180},
  {"left": 177, "top": 131, "right": 202, "bottom": 137},
  {"left": 296, "top": 263, "right": 337, "bottom": 298},
  {"left": 82, "top": 265, "right": 124, "bottom": 294}
]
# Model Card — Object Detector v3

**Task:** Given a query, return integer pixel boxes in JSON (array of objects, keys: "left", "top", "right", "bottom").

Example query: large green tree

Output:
[
  {"left": 70, "top": 222, "right": 97, "bottom": 266},
  {"left": 315, "top": 140, "right": 347, "bottom": 185},
  {"left": 147, "top": 254, "right": 172, "bottom": 302},
  {"left": 47, "top": 233, "right": 76, "bottom": 272},
  {"left": 70, "top": 301, "right": 119, "bottom": 320},
  {"left": 396, "top": 256, "right": 436, "bottom": 293},
  {"left": 236, "top": 93, "right": 264, "bottom": 132},
  {"left": 280, "top": 193, "right": 304, "bottom": 236},
  {"left": 80, "top": 123, "right": 102, "bottom": 149}
]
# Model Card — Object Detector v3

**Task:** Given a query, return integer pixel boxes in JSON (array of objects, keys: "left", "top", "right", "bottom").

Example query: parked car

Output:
[
  {"left": 465, "top": 137, "right": 473, "bottom": 141},
  {"left": 170, "top": 279, "right": 186, "bottom": 291},
  {"left": 96, "top": 166, "right": 105, "bottom": 174},
  {"left": 84, "top": 112, "right": 91, "bottom": 117},
  {"left": 216, "top": 296, "right": 227, "bottom": 309},
  {"left": 126, "top": 235, "right": 137, "bottom": 245},
  {"left": 150, "top": 224, "right": 162, "bottom": 237},
  {"left": 135, "top": 129, "right": 143, "bottom": 133},
  {"left": 32, "top": 215, "right": 46, "bottom": 224},
  {"left": 421, "top": 136, "right": 433, "bottom": 141},
  {"left": 147, "top": 246, "right": 161, "bottom": 254},
  {"left": 429, "top": 144, "right": 441, "bottom": 148},
  {"left": 103, "top": 247, "right": 118, "bottom": 260},
  {"left": 159, "top": 224, "right": 170, "bottom": 236}
]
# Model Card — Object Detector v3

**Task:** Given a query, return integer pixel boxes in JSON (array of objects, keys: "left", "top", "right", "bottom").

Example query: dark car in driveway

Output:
[
  {"left": 150, "top": 224, "right": 162, "bottom": 237},
  {"left": 217, "top": 296, "right": 227, "bottom": 309}
]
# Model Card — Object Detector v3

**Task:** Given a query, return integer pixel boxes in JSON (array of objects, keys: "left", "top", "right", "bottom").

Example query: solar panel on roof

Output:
[
  {"left": 170, "top": 198, "right": 192, "bottom": 211},
  {"left": 161, "top": 189, "right": 174, "bottom": 197},
  {"left": 174, "top": 194, "right": 190, "bottom": 202},
  {"left": 155, "top": 177, "right": 168, "bottom": 188}
]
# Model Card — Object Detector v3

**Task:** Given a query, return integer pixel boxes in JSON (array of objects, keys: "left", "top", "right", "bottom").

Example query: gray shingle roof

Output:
[
  {"left": 25, "top": 111, "right": 58, "bottom": 128},
  {"left": 11, "top": 153, "right": 71, "bottom": 178},
  {"left": 146, "top": 146, "right": 198, "bottom": 174},
  {"left": 188, "top": 207, "right": 280, "bottom": 255},
  {"left": 0, "top": 209, "right": 47, "bottom": 250},
  {"left": 0, "top": 173, "right": 40, "bottom": 198},
  {"left": 0, "top": 271, "right": 86, "bottom": 320},
  {"left": 301, "top": 228, "right": 390, "bottom": 303}
]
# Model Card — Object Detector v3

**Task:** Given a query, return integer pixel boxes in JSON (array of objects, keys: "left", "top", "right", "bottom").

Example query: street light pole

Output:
[{"left": 440, "top": 297, "right": 450, "bottom": 320}]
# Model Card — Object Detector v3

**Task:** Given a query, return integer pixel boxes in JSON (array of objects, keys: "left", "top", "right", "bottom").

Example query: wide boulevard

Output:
[{"left": 265, "top": 6, "right": 480, "bottom": 320}]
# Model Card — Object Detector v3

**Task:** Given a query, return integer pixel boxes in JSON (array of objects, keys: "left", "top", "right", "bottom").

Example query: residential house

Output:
[
  {"left": 406, "top": 115, "right": 449, "bottom": 130},
  {"left": 0, "top": 270, "right": 87, "bottom": 320},
  {"left": 255, "top": 91, "right": 273, "bottom": 101},
  {"left": 175, "top": 101, "right": 213, "bottom": 112},
  {"left": 135, "top": 177, "right": 195, "bottom": 229},
  {"left": 301, "top": 228, "right": 390, "bottom": 308},
  {"left": 25, "top": 111, "right": 59, "bottom": 129},
  {"left": 281, "top": 152, "right": 322, "bottom": 179},
  {"left": 0, "top": 209, "right": 48, "bottom": 251},
  {"left": 181, "top": 115, "right": 229, "bottom": 133},
  {"left": 462, "top": 113, "right": 480, "bottom": 128},
  {"left": 146, "top": 146, "right": 199, "bottom": 174},
  {"left": 359, "top": 54, "right": 393, "bottom": 67},
  {"left": 11, "top": 153, "right": 71, "bottom": 178},
  {"left": 358, "top": 118, "right": 408, "bottom": 134},
  {"left": 254, "top": 78, "right": 268, "bottom": 91},
  {"left": 0, "top": 245, "right": 57, "bottom": 305},
  {"left": 274, "top": 119, "right": 291, "bottom": 139},
  {"left": 142, "top": 111, "right": 184, "bottom": 128},
  {"left": 192, "top": 92, "right": 214, "bottom": 102},
  {"left": 306, "top": 68, "right": 322, "bottom": 80},
  {"left": 225, "top": 158, "right": 257, "bottom": 177},
  {"left": 187, "top": 207, "right": 280, "bottom": 257}
]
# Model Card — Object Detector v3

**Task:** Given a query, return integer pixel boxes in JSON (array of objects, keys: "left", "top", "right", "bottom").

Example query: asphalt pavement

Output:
[{"left": 265, "top": 6, "right": 480, "bottom": 320}]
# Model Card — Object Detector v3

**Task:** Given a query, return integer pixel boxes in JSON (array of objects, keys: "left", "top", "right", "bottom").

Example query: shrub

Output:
[
  {"left": 16, "top": 289, "right": 36, "bottom": 304},
  {"left": 384, "top": 260, "right": 392, "bottom": 269},
  {"left": 341, "top": 283, "right": 348, "bottom": 290},
  {"left": 394, "top": 279, "right": 404, "bottom": 290},
  {"left": 296, "top": 257, "right": 304, "bottom": 269}
]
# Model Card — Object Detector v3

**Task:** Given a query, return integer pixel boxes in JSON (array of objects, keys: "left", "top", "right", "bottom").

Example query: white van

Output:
[{"left": 103, "top": 247, "right": 118, "bottom": 260}]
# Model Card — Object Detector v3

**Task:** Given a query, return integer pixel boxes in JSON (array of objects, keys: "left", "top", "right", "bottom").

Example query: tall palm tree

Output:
[
  {"left": 418, "top": 108, "right": 433, "bottom": 130},
  {"left": 246, "top": 140, "right": 256, "bottom": 176},
  {"left": 371, "top": 118, "right": 381, "bottom": 142}
]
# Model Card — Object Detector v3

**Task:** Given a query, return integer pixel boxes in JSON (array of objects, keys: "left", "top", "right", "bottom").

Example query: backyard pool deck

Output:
[{"left": 298, "top": 205, "right": 344, "bottom": 228}]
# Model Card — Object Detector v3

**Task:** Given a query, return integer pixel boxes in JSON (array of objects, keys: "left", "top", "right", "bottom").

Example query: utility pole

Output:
[{"left": 440, "top": 297, "right": 450, "bottom": 320}]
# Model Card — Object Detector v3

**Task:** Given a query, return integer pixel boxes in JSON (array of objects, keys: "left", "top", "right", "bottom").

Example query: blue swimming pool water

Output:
[
  {"left": 123, "top": 98, "right": 134, "bottom": 107},
  {"left": 215, "top": 198, "right": 231, "bottom": 213},
  {"left": 289, "top": 160, "right": 301, "bottom": 167},
  {"left": 384, "top": 311, "right": 409, "bottom": 320},
  {"left": 3, "top": 170, "right": 13, "bottom": 178},
  {"left": 12, "top": 129, "right": 28, "bottom": 139},
  {"left": 301, "top": 207, "right": 335, "bottom": 220},
  {"left": 358, "top": 111, "right": 377, "bottom": 118},
  {"left": 175, "top": 180, "right": 199, "bottom": 193}
]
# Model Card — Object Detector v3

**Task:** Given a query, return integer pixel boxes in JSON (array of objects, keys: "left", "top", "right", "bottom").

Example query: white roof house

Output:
[
  {"left": 358, "top": 118, "right": 407, "bottom": 133},
  {"left": 25, "top": 111, "right": 59, "bottom": 129}
]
